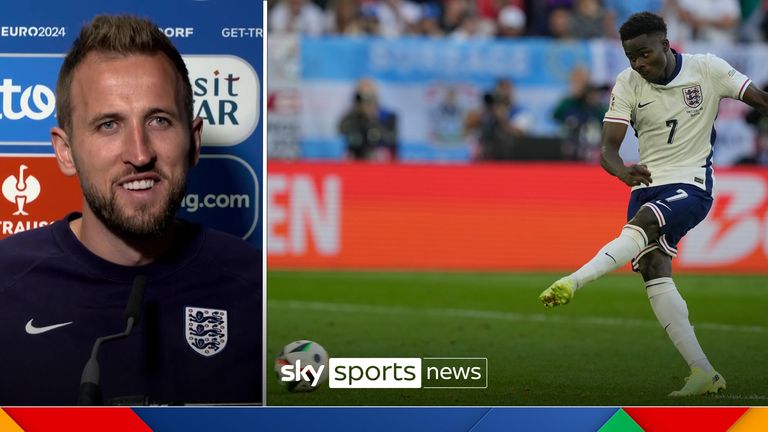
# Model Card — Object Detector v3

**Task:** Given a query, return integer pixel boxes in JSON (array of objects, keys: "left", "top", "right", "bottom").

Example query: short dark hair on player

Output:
[
  {"left": 56, "top": 15, "right": 193, "bottom": 135},
  {"left": 619, "top": 12, "right": 667, "bottom": 42}
]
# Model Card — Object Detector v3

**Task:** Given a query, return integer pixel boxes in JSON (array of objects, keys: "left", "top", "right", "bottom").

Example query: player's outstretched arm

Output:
[
  {"left": 742, "top": 83, "right": 768, "bottom": 115},
  {"left": 600, "top": 121, "right": 652, "bottom": 187}
]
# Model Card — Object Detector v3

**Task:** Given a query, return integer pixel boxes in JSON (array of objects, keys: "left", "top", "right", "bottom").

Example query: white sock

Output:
[
  {"left": 646, "top": 278, "right": 714, "bottom": 373},
  {"left": 570, "top": 225, "right": 647, "bottom": 290}
]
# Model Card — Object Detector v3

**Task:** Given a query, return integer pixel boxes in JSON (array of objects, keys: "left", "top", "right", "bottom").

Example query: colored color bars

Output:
[
  {"left": 1, "top": 408, "right": 151, "bottom": 432},
  {"left": 1, "top": 407, "right": 767, "bottom": 431}
]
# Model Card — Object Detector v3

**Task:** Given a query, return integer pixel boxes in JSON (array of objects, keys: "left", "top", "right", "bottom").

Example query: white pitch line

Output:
[{"left": 269, "top": 300, "right": 768, "bottom": 334}]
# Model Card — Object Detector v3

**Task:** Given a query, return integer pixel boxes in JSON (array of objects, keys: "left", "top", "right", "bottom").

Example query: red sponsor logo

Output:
[
  {"left": 0, "top": 157, "right": 80, "bottom": 238},
  {"left": 679, "top": 172, "right": 768, "bottom": 271}
]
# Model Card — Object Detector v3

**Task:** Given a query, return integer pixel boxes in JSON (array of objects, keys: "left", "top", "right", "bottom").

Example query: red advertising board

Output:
[
  {"left": 268, "top": 162, "right": 768, "bottom": 273},
  {"left": 0, "top": 156, "right": 80, "bottom": 239}
]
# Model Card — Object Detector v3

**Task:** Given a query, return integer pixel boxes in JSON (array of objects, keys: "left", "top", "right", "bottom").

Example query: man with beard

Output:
[{"left": 0, "top": 15, "right": 262, "bottom": 405}]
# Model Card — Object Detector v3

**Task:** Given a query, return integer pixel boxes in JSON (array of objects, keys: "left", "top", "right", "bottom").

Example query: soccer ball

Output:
[{"left": 274, "top": 340, "right": 329, "bottom": 392}]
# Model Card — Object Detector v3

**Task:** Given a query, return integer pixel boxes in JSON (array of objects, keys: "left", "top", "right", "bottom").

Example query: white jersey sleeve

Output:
[
  {"left": 604, "top": 69, "right": 636, "bottom": 127},
  {"left": 706, "top": 53, "right": 751, "bottom": 100}
]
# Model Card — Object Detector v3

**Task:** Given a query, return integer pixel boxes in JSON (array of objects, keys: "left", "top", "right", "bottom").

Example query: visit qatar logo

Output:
[{"left": 185, "top": 55, "right": 260, "bottom": 147}]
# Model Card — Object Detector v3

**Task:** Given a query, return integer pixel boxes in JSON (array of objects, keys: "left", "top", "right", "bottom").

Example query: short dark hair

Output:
[
  {"left": 619, "top": 12, "right": 667, "bottom": 41},
  {"left": 56, "top": 15, "right": 193, "bottom": 134}
]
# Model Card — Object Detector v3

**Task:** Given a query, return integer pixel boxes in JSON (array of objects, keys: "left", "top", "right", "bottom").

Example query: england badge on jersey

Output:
[
  {"left": 682, "top": 85, "right": 703, "bottom": 108},
  {"left": 185, "top": 307, "right": 228, "bottom": 357}
]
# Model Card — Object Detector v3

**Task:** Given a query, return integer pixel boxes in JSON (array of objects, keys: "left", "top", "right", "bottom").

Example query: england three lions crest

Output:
[
  {"left": 682, "top": 85, "right": 703, "bottom": 108},
  {"left": 186, "top": 307, "right": 228, "bottom": 357}
]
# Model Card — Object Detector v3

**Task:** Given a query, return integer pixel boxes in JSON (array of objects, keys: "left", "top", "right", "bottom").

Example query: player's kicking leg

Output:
[
  {"left": 543, "top": 185, "right": 724, "bottom": 395},
  {"left": 539, "top": 223, "right": 648, "bottom": 308},
  {"left": 539, "top": 276, "right": 576, "bottom": 308}
]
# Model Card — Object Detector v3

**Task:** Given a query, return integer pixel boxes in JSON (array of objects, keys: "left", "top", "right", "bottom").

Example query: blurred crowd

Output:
[
  {"left": 335, "top": 74, "right": 608, "bottom": 162},
  {"left": 332, "top": 71, "right": 768, "bottom": 165},
  {"left": 268, "top": 0, "right": 768, "bottom": 43},
  {"left": 269, "top": 0, "right": 768, "bottom": 165}
]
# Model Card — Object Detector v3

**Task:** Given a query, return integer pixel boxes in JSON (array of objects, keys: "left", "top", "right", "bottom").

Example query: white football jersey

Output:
[{"left": 604, "top": 52, "right": 750, "bottom": 192}]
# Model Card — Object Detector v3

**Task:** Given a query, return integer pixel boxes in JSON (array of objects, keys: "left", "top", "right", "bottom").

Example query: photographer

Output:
[
  {"left": 464, "top": 79, "right": 531, "bottom": 160},
  {"left": 553, "top": 67, "right": 608, "bottom": 162},
  {"left": 338, "top": 78, "right": 398, "bottom": 161}
]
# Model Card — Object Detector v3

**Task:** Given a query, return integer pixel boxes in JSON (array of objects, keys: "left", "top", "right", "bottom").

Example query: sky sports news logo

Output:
[
  {"left": 282, "top": 358, "right": 488, "bottom": 389},
  {"left": 0, "top": 55, "right": 259, "bottom": 146}
]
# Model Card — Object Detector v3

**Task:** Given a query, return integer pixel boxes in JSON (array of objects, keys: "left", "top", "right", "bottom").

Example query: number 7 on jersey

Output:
[{"left": 665, "top": 119, "right": 678, "bottom": 144}]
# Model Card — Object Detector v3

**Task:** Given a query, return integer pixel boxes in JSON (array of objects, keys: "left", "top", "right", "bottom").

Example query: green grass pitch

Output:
[{"left": 267, "top": 271, "right": 768, "bottom": 406}]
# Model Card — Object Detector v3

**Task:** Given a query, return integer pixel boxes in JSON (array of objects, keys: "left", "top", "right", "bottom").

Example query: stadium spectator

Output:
[
  {"left": 464, "top": 90, "right": 513, "bottom": 160},
  {"left": 568, "top": 0, "right": 614, "bottom": 39},
  {"left": 359, "top": 3, "right": 384, "bottom": 34},
  {"left": 663, "top": 0, "right": 740, "bottom": 44},
  {"left": 475, "top": 0, "right": 525, "bottom": 22},
  {"left": 414, "top": 3, "right": 445, "bottom": 36},
  {"left": 371, "top": 0, "right": 424, "bottom": 37},
  {"left": 495, "top": 3, "right": 527, "bottom": 37},
  {"left": 528, "top": 0, "right": 574, "bottom": 36},
  {"left": 547, "top": 7, "right": 575, "bottom": 39},
  {"left": 324, "top": 0, "right": 367, "bottom": 35},
  {"left": 489, "top": 77, "right": 533, "bottom": 133},
  {"left": 473, "top": 0, "right": 526, "bottom": 36},
  {"left": 464, "top": 78, "right": 532, "bottom": 160},
  {"left": 603, "top": 0, "right": 663, "bottom": 33},
  {"left": 439, "top": 0, "right": 473, "bottom": 34},
  {"left": 553, "top": 66, "right": 608, "bottom": 161},
  {"left": 541, "top": 12, "right": 768, "bottom": 397},
  {"left": 451, "top": 11, "right": 496, "bottom": 39},
  {"left": 269, "top": 0, "right": 326, "bottom": 36},
  {"left": 338, "top": 78, "right": 399, "bottom": 161}
]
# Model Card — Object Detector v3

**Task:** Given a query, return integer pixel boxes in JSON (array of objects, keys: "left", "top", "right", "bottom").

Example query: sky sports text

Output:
[{"left": 280, "top": 358, "right": 487, "bottom": 389}]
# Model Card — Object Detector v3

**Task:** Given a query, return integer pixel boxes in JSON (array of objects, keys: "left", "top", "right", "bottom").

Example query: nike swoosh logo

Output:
[
  {"left": 638, "top": 101, "right": 655, "bottom": 108},
  {"left": 25, "top": 319, "right": 73, "bottom": 335}
]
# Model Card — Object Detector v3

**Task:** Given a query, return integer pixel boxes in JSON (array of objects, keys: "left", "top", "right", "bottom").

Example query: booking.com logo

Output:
[
  {"left": 181, "top": 192, "right": 250, "bottom": 213},
  {"left": 0, "top": 79, "right": 56, "bottom": 121}
]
